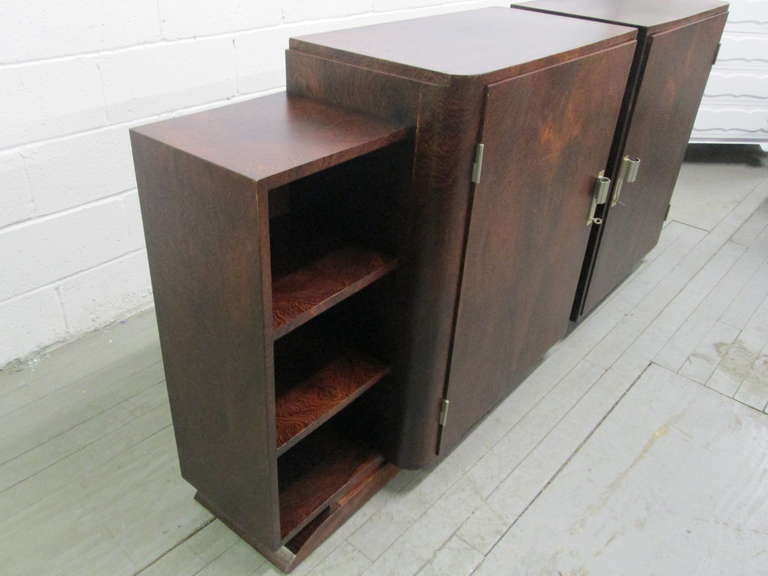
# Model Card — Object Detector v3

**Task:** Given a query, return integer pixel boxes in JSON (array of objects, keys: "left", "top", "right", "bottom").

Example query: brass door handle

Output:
[{"left": 611, "top": 155, "right": 641, "bottom": 207}]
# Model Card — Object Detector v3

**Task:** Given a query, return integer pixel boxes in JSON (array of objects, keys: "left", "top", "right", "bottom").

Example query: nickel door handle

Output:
[
  {"left": 588, "top": 174, "right": 611, "bottom": 226},
  {"left": 611, "top": 155, "right": 641, "bottom": 207}
]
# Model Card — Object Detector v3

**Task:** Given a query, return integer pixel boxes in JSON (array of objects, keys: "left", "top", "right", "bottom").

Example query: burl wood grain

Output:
[
  {"left": 442, "top": 41, "right": 635, "bottom": 454},
  {"left": 278, "top": 425, "right": 384, "bottom": 541},
  {"left": 290, "top": 7, "right": 635, "bottom": 84},
  {"left": 275, "top": 348, "right": 390, "bottom": 455},
  {"left": 272, "top": 246, "right": 398, "bottom": 340},
  {"left": 131, "top": 92, "right": 409, "bottom": 192},
  {"left": 287, "top": 7, "right": 637, "bottom": 469},
  {"left": 130, "top": 133, "right": 282, "bottom": 549},
  {"left": 131, "top": 91, "right": 410, "bottom": 555},
  {"left": 196, "top": 460, "right": 399, "bottom": 573}
]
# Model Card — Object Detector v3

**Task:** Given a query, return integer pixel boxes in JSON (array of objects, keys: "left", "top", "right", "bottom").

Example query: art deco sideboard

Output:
[{"left": 130, "top": 2, "right": 726, "bottom": 571}]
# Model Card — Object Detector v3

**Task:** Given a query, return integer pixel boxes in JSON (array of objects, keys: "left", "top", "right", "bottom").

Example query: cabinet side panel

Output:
[
  {"left": 130, "top": 133, "right": 279, "bottom": 548},
  {"left": 583, "top": 13, "right": 727, "bottom": 314},
  {"left": 287, "top": 50, "right": 483, "bottom": 468},
  {"left": 442, "top": 42, "right": 636, "bottom": 453}
]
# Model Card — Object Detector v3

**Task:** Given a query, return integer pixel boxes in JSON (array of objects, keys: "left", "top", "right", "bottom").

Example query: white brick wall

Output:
[
  {"left": 692, "top": 0, "right": 768, "bottom": 143},
  {"left": 0, "top": 0, "right": 510, "bottom": 366}
]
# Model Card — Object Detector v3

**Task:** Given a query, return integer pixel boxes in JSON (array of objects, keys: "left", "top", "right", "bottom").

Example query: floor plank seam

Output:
[
  {"left": 0, "top": 373, "right": 166, "bottom": 469},
  {"left": 0, "top": 349, "right": 162, "bottom": 408},
  {"left": 471, "top": 362, "right": 654, "bottom": 574},
  {"left": 132, "top": 516, "right": 218, "bottom": 576},
  {"left": 668, "top": 218, "right": 711, "bottom": 234},
  {"left": 729, "top": 395, "right": 768, "bottom": 416},
  {"left": 484, "top": 361, "right": 606, "bottom": 504},
  {"left": 0, "top": 382, "right": 169, "bottom": 495}
]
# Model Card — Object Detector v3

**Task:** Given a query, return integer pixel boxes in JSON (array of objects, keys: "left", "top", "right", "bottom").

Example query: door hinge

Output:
[
  {"left": 713, "top": 42, "right": 721, "bottom": 65},
  {"left": 664, "top": 203, "right": 671, "bottom": 221},
  {"left": 471, "top": 143, "right": 485, "bottom": 184},
  {"left": 439, "top": 398, "right": 450, "bottom": 427}
]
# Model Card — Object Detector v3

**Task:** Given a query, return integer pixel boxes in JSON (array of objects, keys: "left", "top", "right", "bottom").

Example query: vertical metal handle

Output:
[
  {"left": 588, "top": 175, "right": 611, "bottom": 226},
  {"left": 611, "top": 155, "right": 641, "bottom": 207},
  {"left": 625, "top": 156, "right": 641, "bottom": 183}
]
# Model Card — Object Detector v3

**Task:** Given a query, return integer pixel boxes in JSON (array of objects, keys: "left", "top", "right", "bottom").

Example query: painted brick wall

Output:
[
  {"left": 693, "top": 0, "right": 768, "bottom": 143},
  {"left": 0, "top": 0, "right": 509, "bottom": 366}
]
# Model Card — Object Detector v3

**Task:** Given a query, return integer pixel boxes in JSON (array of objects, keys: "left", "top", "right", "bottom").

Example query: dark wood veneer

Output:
[
  {"left": 131, "top": 4, "right": 724, "bottom": 572},
  {"left": 581, "top": 13, "right": 727, "bottom": 315},
  {"left": 291, "top": 7, "right": 635, "bottom": 83},
  {"left": 516, "top": 0, "right": 727, "bottom": 34},
  {"left": 442, "top": 41, "right": 635, "bottom": 453},
  {"left": 272, "top": 246, "right": 398, "bottom": 339},
  {"left": 132, "top": 92, "right": 409, "bottom": 191},
  {"left": 278, "top": 424, "right": 384, "bottom": 541},
  {"left": 514, "top": 1, "right": 729, "bottom": 318},
  {"left": 275, "top": 347, "right": 390, "bottom": 455},
  {"left": 287, "top": 6, "right": 638, "bottom": 469},
  {"left": 131, "top": 89, "right": 409, "bottom": 569}
]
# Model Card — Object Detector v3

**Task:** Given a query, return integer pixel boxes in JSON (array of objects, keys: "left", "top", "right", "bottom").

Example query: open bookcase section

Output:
[
  {"left": 131, "top": 89, "right": 412, "bottom": 573},
  {"left": 273, "top": 302, "right": 392, "bottom": 455},
  {"left": 272, "top": 282, "right": 400, "bottom": 543},
  {"left": 278, "top": 419, "right": 384, "bottom": 541},
  {"left": 268, "top": 141, "right": 410, "bottom": 341},
  {"left": 266, "top": 139, "right": 411, "bottom": 558},
  {"left": 272, "top": 245, "right": 398, "bottom": 340}
]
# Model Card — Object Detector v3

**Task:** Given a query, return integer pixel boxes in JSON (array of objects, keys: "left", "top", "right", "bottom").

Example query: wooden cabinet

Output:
[
  {"left": 288, "top": 7, "right": 637, "bottom": 466},
  {"left": 516, "top": 0, "right": 729, "bottom": 317},
  {"left": 130, "top": 5, "right": 724, "bottom": 572},
  {"left": 131, "top": 95, "right": 411, "bottom": 570}
]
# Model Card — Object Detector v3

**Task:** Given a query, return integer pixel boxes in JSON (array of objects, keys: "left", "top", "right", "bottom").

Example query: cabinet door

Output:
[
  {"left": 580, "top": 14, "right": 727, "bottom": 315},
  {"left": 440, "top": 42, "right": 635, "bottom": 453}
]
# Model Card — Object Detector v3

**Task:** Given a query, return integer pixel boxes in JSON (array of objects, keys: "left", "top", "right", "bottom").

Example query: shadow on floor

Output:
[{"left": 685, "top": 144, "right": 767, "bottom": 167}]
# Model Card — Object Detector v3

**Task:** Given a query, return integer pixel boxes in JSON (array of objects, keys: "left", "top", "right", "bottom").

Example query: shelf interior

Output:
[
  {"left": 268, "top": 139, "right": 410, "bottom": 340},
  {"left": 271, "top": 244, "right": 398, "bottom": 340},
  {"left": 278, "top": 421, "right": 384, "bottom": 542},
  {"left": 275, "top": 333, "right": 389, "bottom": 454},
  {"left": 270, "top": 139, "right": 411, "bottom": 545}
]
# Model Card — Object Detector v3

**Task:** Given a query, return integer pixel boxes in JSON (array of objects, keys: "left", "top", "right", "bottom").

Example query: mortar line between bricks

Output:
[
  {"left": 0, "top": 2, "right": 501, "bottom": 155},
  {"left": 0, "top": 88, "right": 281, "bottom": 156},
  {"left": 0, "top": 0, "right": 495, "bottom": 70},
  {"left": 0, "top": 187, "right": 138, "bottom": 235},
  {"left": 0, "top": 247, "right": 147, "bottom": 307}
]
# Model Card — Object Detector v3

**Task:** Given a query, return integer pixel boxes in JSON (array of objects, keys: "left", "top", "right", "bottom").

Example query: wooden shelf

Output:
[
  {"left": 272, "top": 245, "right": 398, "bottom": 339},
  {"left": 276, "top": 348, "right": 389, "bottom": 455},
  {"left": 279, "top": 426, "right": 384, "bottom": 542},
  {"left": 131, "top": 93, "right": 409, "bottom": 191}
]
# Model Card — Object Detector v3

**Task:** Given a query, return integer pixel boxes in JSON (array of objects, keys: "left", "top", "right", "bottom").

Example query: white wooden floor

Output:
[{"left": 1, "top": 146, "right": 767, "bottom": 576}]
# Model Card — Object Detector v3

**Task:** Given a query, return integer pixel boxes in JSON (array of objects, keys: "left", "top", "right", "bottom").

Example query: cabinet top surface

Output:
[
  {"left": 290, "top": 7, "right": 636, "bottom": 80},
  {"left": 130, "top": 93, "right": 408, "bottom": 189},
  {"left": 517, "top": 0, "right": 728, "bottom": 32}
]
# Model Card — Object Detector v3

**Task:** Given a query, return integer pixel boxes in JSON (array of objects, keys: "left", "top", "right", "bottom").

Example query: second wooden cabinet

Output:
[{"left": 516, "top": 0, "right": 728, "bottom": 318}]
